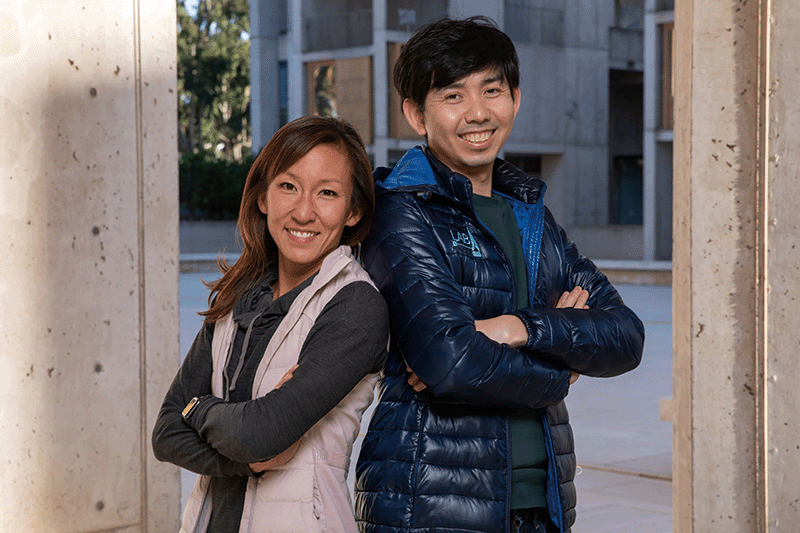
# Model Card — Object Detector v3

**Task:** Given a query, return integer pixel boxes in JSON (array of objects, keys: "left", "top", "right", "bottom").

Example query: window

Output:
[
  {"left": 660, "top": 22, "right": 674, "bottom": 130},
  {"left": 386, "top": 0, "right": 448, "bottom": 32},
  {"left": 504, "top": 154, "right": 542, "bottom": 179},
  {"left": 306, "top": 57, "right": 374, "bottom": 143},
  {"left": 304, "top": 0, "right": 372, "bottom": 52},
  {"left": 611, "top": 156, "right": 643, "bottom": 225},
  {"left": 278, "top": 61, "right": 288, "bottom": 127},
  {"left": 615, "top": 0, "right": 643, "bottom": 30},
  {"left": 655, "top": 0, "right": 674, "bottom": 11},
  {"left": 388, "top": 43, "right": 423, "bottom": 140}
]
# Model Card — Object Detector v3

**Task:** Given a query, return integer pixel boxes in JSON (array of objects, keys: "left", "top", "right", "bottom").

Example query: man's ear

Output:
[
  {"left": 402, "top": 98, "right": 428, "bottom": 137},
  {"left": 512, "top": 87, "right": 521, "bottom": 119}
]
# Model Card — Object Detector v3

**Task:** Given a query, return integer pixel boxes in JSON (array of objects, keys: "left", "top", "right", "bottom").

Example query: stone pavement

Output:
[{"left": 175, "top": 270, "right": 673, "bottom": 532}]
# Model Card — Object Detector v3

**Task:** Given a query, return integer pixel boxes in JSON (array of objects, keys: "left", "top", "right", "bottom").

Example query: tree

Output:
[{"left": 177, "top": 0, "right": 251, "bottom": 162}]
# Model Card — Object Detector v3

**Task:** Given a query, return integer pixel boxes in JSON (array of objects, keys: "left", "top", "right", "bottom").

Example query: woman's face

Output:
[{"left": 258, "top": 144, "right": 361, "bottom": 290}]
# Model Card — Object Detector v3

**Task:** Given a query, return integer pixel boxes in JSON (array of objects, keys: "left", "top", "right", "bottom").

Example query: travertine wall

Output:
[
  {"left": 671, "top": 0, "right": 800, "bottom": 530},
  {"left": 0, "top": 1, "right": 180, "bottom": 531}
]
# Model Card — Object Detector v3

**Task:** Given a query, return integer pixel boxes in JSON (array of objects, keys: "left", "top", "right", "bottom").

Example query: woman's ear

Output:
[
  {"left": 402, "top": 98, "right": 428, "bottom": 137},
  {"left": 257, "top": 191, "right": 268, "bottom": 215},
  {"left": 345, "top": 206, "right": 362, "bottom": 228}
]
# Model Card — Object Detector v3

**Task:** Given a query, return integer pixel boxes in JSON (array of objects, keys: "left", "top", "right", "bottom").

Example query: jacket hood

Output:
[{"left": 374, "top": 145, "right": 547, "bottom": 206}]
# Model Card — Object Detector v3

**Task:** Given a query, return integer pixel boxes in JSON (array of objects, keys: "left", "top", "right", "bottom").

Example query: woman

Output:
[{"left": 152, "top": 116, "right": 389, "bottom": 533}]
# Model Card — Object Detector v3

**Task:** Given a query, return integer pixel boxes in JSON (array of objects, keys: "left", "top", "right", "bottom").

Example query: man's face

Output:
[{"left": 403, "top": 68, "right": 521, "bottom": 188}]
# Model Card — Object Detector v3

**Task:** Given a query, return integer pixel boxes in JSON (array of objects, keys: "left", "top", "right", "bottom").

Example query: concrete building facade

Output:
[{"left": 249, "top": 0, "right": 659, "bottom": 263}]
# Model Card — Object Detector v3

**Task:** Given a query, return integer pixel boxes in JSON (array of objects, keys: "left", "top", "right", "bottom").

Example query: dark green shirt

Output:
[{"left": 472, "top": 192, "right": 548, "bottom": 510}]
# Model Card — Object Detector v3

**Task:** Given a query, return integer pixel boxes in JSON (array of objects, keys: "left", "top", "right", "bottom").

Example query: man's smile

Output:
[{"left": 459, "top": 130, "right": 494, "bottom": 143}]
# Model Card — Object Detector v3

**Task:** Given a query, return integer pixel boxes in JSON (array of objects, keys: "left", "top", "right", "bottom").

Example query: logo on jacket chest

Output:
[{"left": 449, "top": 227, "right": 482, "bottom": 257}]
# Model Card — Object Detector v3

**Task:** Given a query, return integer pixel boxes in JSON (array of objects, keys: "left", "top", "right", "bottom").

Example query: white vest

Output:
[{"left": 181, "top": 246, "right": 383, "bottom": 533}]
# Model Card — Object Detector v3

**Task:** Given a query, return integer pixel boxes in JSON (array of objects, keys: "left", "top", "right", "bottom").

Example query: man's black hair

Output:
[{"left": 394, "top": 16, "right": 520, "bottom": 109}]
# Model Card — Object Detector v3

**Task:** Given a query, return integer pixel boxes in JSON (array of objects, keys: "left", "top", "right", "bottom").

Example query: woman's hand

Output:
[
  {"left": 274, "top": 364, "right": 298, "bottom": 389},
  {"left": 249, "top": 440, "right": 301, "bottom": 473},
  {"left": 248, "top": 364, "right": 300, "bottom": 473}
]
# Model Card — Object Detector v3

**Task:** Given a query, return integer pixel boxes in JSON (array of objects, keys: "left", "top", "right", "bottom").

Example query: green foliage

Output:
[
  {"left": 177, "top": 0, "right": 251, "bottom": 162},
  {"left": 179, "top": 150, "right": 255, "bottom": 220}
]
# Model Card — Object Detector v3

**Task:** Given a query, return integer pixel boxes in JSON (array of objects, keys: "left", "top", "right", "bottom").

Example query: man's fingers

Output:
[
  {"left": 561, "top": 287, "right": 582, "bottom": 308},
  {"left": 556, "top": 291, "right": 570, "bottom": 308},
  {"left": 575, "top": 289, "right": 589, "bottom": 309},
  {"left": 557, "top": 287, "right": 589, "bottom": 309}
]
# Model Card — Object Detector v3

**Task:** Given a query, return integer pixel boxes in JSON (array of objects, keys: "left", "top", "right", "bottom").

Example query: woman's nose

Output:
[{"left": 292, "top": 193, "right": 315, "bottom": 221}]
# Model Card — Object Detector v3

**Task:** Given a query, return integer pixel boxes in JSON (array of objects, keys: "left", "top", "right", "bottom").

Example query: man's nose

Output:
[{"left": 465, "top": 96, "right": 490, "bottom": 123}]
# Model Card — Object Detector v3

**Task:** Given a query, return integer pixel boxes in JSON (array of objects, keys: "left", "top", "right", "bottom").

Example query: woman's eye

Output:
[
  {"left": 320, "top": 189, "right": 338, "bottom": 197},
  {"left": 279, "top": 182, "right": 296, "bottom": 191}
]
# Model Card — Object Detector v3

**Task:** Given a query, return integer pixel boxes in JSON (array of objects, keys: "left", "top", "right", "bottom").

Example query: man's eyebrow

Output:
[
  {"left": 433, "top": 75, "right": 506, "bottom": 93},
  {"left": 433, "top": 81, "right": 465, "bottom": 92},
  {"left": 482, "top": 74, "right": 506, "bottom": 85}
]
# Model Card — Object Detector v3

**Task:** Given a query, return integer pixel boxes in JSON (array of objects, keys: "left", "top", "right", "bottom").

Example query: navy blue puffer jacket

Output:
[{"left": 354, "top": 147, "right": 644, "bottom": 533}]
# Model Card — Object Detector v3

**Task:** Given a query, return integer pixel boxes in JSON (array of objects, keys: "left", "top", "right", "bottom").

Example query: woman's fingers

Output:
[
  {"left": 275, "top": 364, "right": 299, "bottom": 389},
  {"left": 406, "top": 366, "right": 427, "bottom": 392}
]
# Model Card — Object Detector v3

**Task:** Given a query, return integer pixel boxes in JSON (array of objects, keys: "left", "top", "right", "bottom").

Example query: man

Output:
[{"left": 354, "top": 17, "right": 644, "bottom": 533}]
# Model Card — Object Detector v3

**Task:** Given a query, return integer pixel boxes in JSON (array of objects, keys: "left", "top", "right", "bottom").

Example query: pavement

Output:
[{"left": 177, "top": 269, "right": 673, "bottom": 532}]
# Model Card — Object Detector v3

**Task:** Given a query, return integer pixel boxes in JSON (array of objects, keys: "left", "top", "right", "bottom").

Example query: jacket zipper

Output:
[{"left": 541, "top": 413, "right": 565, "bottom": 533}]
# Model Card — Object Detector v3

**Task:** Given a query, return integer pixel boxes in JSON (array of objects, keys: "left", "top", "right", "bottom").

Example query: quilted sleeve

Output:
[
  {"left": 513, "top": 212, "right": 644, "bottom": 378},
  {"left": 362, "top": 191, "right": 572, "bottom": 410}
]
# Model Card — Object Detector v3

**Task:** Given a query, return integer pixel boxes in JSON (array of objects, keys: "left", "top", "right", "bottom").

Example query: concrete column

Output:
[
  {"left": 642, "top": 6, "right": 659, "bottom": 261},
  {"left": 670, "top": 0, "right": 800, "bottom": 530},
  {"left": 287, "top": 0, "right": 305, "bottom": 121},
  {"left": 250, "top": 0, "right": 282, "bottom": 153},
  {"left": 372, "top": 0, "right": 388, "bottom": 169},
  {"left": 0, "top": 1, "right": 179, "bottom": 531}
]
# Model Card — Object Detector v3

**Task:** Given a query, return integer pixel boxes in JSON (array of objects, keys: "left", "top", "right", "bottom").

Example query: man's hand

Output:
[
  {"left": 248, "top": 364, "right": 300, "bottom": 473},
  {"left": 556, "top": 286, "right": 589, "bottom": 310},
  {"left": 556, "top": 286, "right": 589, "bottom": 384},
  {"left": 475, "top": 315, "right": 528, "bottom": 348}
]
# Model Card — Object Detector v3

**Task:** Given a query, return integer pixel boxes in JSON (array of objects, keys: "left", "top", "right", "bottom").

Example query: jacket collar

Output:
[{"left": 375, "top": 145, "right": 546, "bottom": 206}]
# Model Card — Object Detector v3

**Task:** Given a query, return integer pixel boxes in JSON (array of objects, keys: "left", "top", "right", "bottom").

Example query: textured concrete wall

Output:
[
  {"left": 671, "top": 0, "right": 800, "bottom": 530},
  {"left": 759, "top": 0, "right": 800, "bottom": 527},
  {"left": 508, "top": 0, "right": 616, "bottom": 232},
  {"left": 0, "top": 1, "right": 180, "bottom": 531}
]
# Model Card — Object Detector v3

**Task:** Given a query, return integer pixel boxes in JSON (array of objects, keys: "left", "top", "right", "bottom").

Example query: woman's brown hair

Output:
[{"left": 201, "top": 115, "right": 375, "bottom": 322}]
